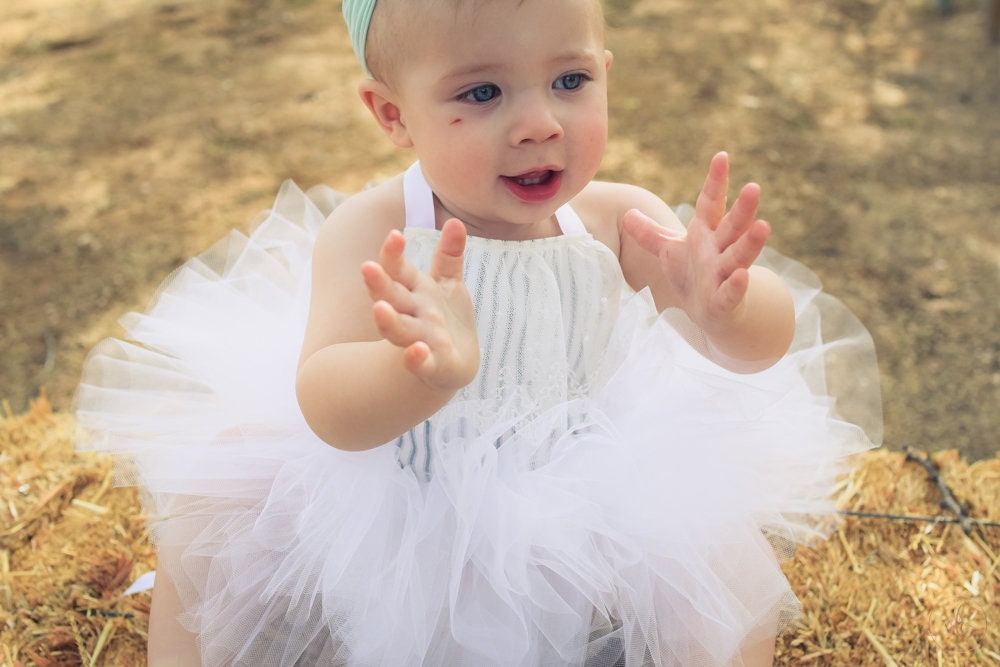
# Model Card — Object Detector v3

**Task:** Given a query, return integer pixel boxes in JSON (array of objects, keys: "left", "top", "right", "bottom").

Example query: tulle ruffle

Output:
[{"left": 74, "top": 182, "right": 880, "bottom": 666}]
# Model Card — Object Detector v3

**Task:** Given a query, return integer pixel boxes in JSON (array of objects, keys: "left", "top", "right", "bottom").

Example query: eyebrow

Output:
[
  {"left": 442, "top": 62, "right": 504, "bottom": 81},
  {"left": 441, "top": 49, "right": 603, "bottom": 82}
]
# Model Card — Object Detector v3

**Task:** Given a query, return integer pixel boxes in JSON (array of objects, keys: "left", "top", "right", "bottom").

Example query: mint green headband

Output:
[{"left": 342, "top": 0, "right": 378, "bottom": 74}]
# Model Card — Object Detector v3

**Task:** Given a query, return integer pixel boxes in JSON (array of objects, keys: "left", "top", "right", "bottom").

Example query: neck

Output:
[{"left": 431, "top": 195, "right": 563, "bottom": 241}]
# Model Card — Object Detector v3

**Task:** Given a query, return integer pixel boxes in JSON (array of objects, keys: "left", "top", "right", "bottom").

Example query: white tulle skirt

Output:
[{"left": 74, "top": 182, "right": 881, "bottom": 666}]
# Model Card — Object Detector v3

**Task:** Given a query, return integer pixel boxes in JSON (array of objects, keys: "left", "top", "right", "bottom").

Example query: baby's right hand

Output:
[{"left": 361, "top": 219, "right": 480, "bottom": 391}]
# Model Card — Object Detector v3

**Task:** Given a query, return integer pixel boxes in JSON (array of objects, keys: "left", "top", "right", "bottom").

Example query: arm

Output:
[
  {"left": 619, "top": 152, "right": 795, "bottom": 373},
  {"left": 296, "top": 190, "right": 479, "bottom": 451}
]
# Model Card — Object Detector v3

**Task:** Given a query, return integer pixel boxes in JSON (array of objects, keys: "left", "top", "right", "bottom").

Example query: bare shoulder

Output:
[
  {"left": 313, "top": 174, "right": 406, "bottom": 264},
  {"left": 300, "top": 174, "right": 406, "bottom": 359},
  {"left": 570, "top": 181, "right": 683, "bottom": 255}
]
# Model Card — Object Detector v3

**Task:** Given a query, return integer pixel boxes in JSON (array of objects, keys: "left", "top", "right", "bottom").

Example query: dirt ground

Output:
[{"left": 1, "top": 0, "right": 998, "bottom": 460}]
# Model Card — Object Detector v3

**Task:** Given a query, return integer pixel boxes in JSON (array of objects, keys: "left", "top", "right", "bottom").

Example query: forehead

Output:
[{"left": 399, "top": 0, "right": 605, "bottom": 70}]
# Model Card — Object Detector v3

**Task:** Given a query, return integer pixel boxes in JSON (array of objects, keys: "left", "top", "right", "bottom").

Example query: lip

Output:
[{"left": 501, "top": 169, "right": 563, "bottom": 203}]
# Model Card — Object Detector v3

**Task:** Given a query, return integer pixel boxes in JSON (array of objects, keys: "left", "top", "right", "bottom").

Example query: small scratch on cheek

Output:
[{"left": 449, "top": 118, "right": 462, "bottom": 126}]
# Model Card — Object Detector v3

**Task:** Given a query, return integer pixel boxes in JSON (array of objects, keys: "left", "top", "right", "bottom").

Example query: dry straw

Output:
[
  {"left": 1, "top": 395, "right": 154, "bottom": 666},
  {"left": 1, "top": 395, "right": 997, "bottom": 665}
]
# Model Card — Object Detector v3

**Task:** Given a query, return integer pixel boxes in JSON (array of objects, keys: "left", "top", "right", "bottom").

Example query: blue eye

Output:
[
  {"left": 554, "top": 73, "right": 588, "bottom": 91},
  {"left": 461, "top": 84, "right": 500, "bottom": 103}
]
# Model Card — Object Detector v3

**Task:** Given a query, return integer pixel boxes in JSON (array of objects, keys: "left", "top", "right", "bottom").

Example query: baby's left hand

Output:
[{"left": 622, "top": 152, "right": 770, "bottom": 335}]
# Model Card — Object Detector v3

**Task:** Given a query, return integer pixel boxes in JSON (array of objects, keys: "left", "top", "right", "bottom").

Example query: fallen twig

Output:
[{"left": 904, "top": 448, "right": 973, "bottom": 535}]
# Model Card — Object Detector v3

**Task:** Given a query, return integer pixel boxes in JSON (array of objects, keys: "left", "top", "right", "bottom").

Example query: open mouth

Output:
[
  {"left": 513, "top": 171, "right": 554, "bottom": 186},
  {"left": 501, "top": 169, "right": 563, "bottom": 202}
]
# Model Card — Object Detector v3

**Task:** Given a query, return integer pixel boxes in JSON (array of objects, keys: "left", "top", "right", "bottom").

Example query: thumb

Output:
[
  {"left": 430, "top": 218, "right": 468, "bottom": 281},
  {"left": 622, "top": 208, "right": 684, "bottom": 256}
]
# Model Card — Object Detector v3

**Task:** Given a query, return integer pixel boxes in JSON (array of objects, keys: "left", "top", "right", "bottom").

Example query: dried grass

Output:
[
  {"left": 1, "top": 396, "right": 997, "bottom": 665},
  {"left": 776, "top": 450, "right": 1000, "bottom": 665},
  {"left": 1, "top": 396, "right": 154, "bottom": 666}
]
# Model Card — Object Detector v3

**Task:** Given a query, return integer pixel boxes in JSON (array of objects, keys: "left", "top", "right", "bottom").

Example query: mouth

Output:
[{"left": 501, "top": 169, "right": 563, "bottom": 203}]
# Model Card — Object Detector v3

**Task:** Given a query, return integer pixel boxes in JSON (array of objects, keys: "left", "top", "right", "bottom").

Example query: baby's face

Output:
[{"left": 388, "top": 0, "right": 612, "bottom": 237}]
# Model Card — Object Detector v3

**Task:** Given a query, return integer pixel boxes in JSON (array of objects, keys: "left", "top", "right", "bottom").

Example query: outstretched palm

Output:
[
  {"left": 623, "top": 152, "right": 771, "bottom": 336},
  {"left": 361, "top": 219, "right": 480, "bottom": 391}
]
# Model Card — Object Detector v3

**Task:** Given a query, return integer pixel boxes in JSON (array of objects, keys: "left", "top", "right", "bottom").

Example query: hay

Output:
[
  {"left": 0, "top": 396, "right": 155, "bottom": 666},
  {"left": 1, "top": 397, "right": 998, "bottom": 665},
  {"left": 776, "top": 450, "right": 1000, "bottom": 665}
]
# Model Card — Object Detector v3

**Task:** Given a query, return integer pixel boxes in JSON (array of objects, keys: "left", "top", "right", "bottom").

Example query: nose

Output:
[{"left": 507, "top": 94, "right": 563, "bottom": 145}]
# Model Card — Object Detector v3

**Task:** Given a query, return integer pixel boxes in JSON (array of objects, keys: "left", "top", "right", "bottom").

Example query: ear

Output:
[
  {"left": 604, "top": 49, "right": 614, "bottom": 73},
  {"left": 358, "top": 79, "right": 413, "bottom": 148}
]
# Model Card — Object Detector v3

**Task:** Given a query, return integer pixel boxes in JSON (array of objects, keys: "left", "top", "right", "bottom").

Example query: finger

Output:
[
  {"left": 402, "top": 341, "right": 432, "bottom": 377},
  {"left": 693, "top": 152, "right": 730, "bottom": 230},
  {"left": 714, "top": 267, "right": 750, "bottom": 315},
  {"left": 371, "top": 300, "right": 423, "bottom": 347},
  {"left": 716, "top": 182, "right": 761, "bottom": 248},
  {"left": 361, "top": 261, "right": 418, "bottom": 314},
  {"left": 721, "top": 219, "right": 770, "bottom": 274},
  {"left": 378, "top": 230, "right": 420, "bottom": 290},
  {"left": 430, "top": 218, "right": 468, "bottom": 281},
  {"left": 360, "top": 260, "right": 392, "bottom": 297},
  {"left": 622, "top": 209, "right": 685, "bottom": 257}
]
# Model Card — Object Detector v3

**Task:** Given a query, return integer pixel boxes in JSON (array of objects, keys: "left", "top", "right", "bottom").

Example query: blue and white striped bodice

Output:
[{"left": 395, "top": 163, "right": 627, "bottom": 474}]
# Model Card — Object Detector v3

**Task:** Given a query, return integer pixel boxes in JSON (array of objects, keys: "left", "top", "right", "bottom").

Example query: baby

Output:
[{"left": 75, "top": 0, "right": 882, "bottom": 664}]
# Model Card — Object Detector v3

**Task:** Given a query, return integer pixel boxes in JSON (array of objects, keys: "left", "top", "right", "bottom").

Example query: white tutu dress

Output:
[{"left": 75, "top": 163, "right": 881, "bottom": 666}]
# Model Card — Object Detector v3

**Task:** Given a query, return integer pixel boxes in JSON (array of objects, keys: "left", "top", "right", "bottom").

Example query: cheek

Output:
[
  {"left": 575, "top": 112, "right": 609, "bottom": 158},
  {"left": 424, "top": 138, "right": 491, "bottom": 190},
  {"left": 441, "top": 121, "right": 492, "bottom": 157},
  {"left": 431, "top": 114, "right": 484, "bottom": 146}
]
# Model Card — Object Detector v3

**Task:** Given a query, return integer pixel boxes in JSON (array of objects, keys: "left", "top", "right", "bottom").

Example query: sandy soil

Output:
[{"left": 2, "top": 0, "right": 999, "bottom": 459}]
